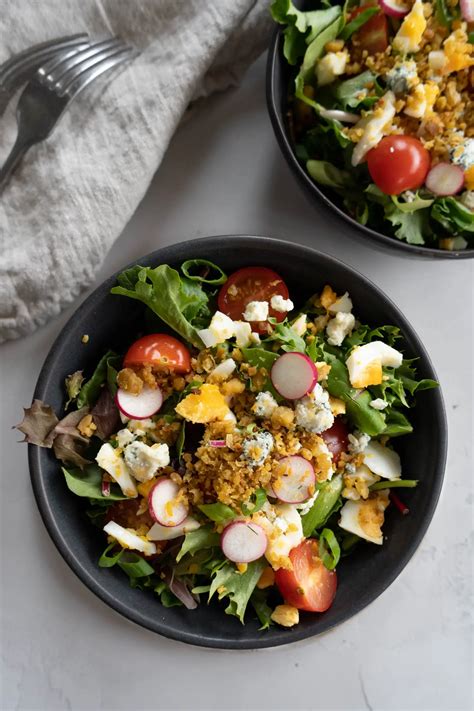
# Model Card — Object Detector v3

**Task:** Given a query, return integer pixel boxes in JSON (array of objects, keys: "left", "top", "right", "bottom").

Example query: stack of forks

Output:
[{"left": 0, "top": 34, "right": 136, "bottom": 191}]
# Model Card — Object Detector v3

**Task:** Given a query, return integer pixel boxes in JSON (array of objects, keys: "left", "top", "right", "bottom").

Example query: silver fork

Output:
[
  {"left": 0, "top": 38, "right": 135, "bottom": 193},
  {"left": 0, "top": 34, "right": 90, "bottom": 117}
]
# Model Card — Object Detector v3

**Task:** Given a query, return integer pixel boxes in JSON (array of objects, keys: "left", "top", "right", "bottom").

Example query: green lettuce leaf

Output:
[
  {"left": 339, "top": 7, "right": 379, "bottom": 39},
  {"left": 307, "top": 159, "right": 353, "bottom": 189},
  {"left": 62, "top": 464, "right": 127, "bottom": 500},
  {"left": 271, "top": 1, "right": 342, "bottom": 65},
  {"left": 431, "top": 197, "right": 474, "bottom": 234},
  {"left": 250, "top": 589, "right": 273, "bottom": 630},
  {"left": 333, "top": 70, "right": 382, "bottom": 110},
  {"left": 198, "top": 503, "right": 236, "bottom": 524},
  {"left": 111, "top": 265, "right": 211, "bottom": 348},
  {"left": 301, "top": 475, "right": 343, "bottom": 536},
  {"left": 176, "top": 525, "right": 220, "bottom": 562},
  {"left": 77, "top": 350, "right": 120, "bottom": 408},
  {"left": 265, "top": 320, "right": 306, "bottom": 353},
  {"left": 385, "top": 206, "right": 431, "bottom": 245},
  {"left": 180, "top": 259, "right": 227, "bottom": 285},
  {"left": 208, "top": 559, "right": 267, "bottom": 623}
]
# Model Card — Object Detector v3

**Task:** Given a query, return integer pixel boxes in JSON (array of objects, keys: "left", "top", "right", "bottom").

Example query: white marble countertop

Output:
[{"left": 2, "top": 56, "right": 472, "bottom": 711}]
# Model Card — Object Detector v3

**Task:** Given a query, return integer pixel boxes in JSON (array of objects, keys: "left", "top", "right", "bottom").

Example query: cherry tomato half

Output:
[
  {"left": 350, "top": 6, "right": 388, "bottom": 54},
  {"left": 123, "top": 334, "right": 191, "bottom": 373},
  {"left": 321, "top": 418, "right": 349, "bottom": 463},
  {"left": 217, "top": 267, "right": 290, "bottom": 334},
  {"left": 275, "top": 539, "right": 337, "bottom": 612},
  {"left": 367, "top": 135, "right": 431, "bottom": 195}
]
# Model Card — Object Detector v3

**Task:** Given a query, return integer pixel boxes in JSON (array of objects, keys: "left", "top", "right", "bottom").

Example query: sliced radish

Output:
[
  {"left": 379, "top": 0, "right": 410, "bottom": 17},
  {"left": 115, "top": 385, "right": 163, "bottom": 420},
  {"left": 101, "top": 479, "right": 111, "bottom": 497},
  {"left": 147, "top": 517, "right": 200, "bottom": 541},
  {"left": 271, "top": 352, "right": 318, "bottom": 400},
  {"left": 460, "top": 0, "right": 474, "bottom": 21},
  {"left": 220, "top": 521, "right": 267, "bottom": 563},
  {"left": 425, "top": 163, "right": 465, "bottom": 196},
  {"left": 148, "top": 478, "right": 188, "bottom": 527},
  {"left": 319, "top": 108, "right": 360, "bottom": 124},
  {"left": 273, "top": 456, "right": 316, "bottom": 504}
]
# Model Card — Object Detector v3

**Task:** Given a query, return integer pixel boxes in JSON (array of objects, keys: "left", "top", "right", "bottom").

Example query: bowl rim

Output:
[
  {"left": 266, "top": 24, "right": 474, "bottom": 261},
  {"left": 29, "top": 234, "right": 448, "bottom": 649}
]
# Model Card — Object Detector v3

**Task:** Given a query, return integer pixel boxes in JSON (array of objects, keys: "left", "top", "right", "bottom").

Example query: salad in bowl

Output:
[
  {"left": 19, "top": 256, "right": 437, "bottom": 630},
  {"left": 271, "top": 0, "right": 474, "bottom": 251}
]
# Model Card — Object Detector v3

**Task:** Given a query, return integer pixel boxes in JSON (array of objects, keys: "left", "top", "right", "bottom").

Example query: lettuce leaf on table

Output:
[{"left": 111, "top": 265, "right": 211, "bottom": 348}]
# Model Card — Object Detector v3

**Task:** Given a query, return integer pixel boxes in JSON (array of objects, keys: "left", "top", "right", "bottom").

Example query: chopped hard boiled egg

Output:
[
  {"left": 338, "top": 491, "right": 390, "bottom": 545},
  {"left": 362, "top": 441, "right": 402, "bottom": 480},
  {"left": 404, "top": 81, "right": 439, "bottom": 119},
  {"left": 147, "top": 517, "right": 201, "bottom": 541},
  {"left": 104, "top": 520, "right": 156, "bottom": 555},
  {"left": 429, "top": 28, "right": 474, "bottom": 76},
  {"left": 254, "top": 503, "right": 304, "bottom": 570},
  {"left": 346, "top": 340, "right": 403, "bottom": 388},
  {"left": 327, "top": 292, "right": 353, "bottom": 314},
  {"left": 198, "top": 310, "right": 235, "bottom": 346},
  {"left": 351, "top": 92, "right": 396, "bottom": 166},
  {"left": 316, "top": 50, "right": 348, "bottom": 86},
  {"left": 291, "top": 313, "right": 307, "bottom": 336},
  {"left": 209, "top": 358, "right": 237, "bottom": 381},
  {"left": 175, "top": 383, "right": 230, "bottom": 423},
  {"left": 392, "top": 0, "right": 427, "bottom": 55},
  {"left": 96, "top": 443, "right": 137, "bottom": 498}
]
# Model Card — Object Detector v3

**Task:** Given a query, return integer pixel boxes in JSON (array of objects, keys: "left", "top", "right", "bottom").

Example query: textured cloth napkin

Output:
[{"left": 0, "top": 0, "right": 272, "bottom": 343}]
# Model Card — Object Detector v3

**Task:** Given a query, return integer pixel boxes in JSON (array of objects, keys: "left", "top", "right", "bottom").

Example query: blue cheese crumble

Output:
[
  {"left": 450, "top": 138, "right": 474, "bottom": 171},
  {"left": 295, "top": 384, "right": 334, "bottom": 434},
  {"left": 385, "top": 61, "right": 418, "bottom": 94},
  {"left": 241, "top": 431, "right": 274, "bottom": 467},
  {"left": 252, "top": 391, "right": 278, "bottom": 418},
  {"left": 123, "top": 441, "right": 170, "bottom": 482}
]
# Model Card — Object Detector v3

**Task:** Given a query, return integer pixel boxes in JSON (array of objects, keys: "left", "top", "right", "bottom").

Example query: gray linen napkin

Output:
[{"left": 0, "top": 0, "right": 272, "bottom": 343}]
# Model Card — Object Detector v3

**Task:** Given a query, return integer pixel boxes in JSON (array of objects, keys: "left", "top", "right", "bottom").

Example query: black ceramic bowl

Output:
[
  {"left": 266, "top": 2, "right": 474, "bottom": 260},
  {"left": 30, "top": 235, "right": 447, "bottom": 649}
]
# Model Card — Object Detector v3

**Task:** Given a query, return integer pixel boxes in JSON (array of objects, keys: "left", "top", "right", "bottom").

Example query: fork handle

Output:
[{"left": 0, "top": 136, "right": 32, "bottom": 193}]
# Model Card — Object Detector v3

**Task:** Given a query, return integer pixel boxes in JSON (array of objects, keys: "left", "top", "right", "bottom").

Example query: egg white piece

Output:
[
  {"left": 338, "top": 491, "right": 390, "bottom": 545},
  {"left": 392, "top": 0, "right": 427, "bottom": 54},
  {"left": 351, "top": 92, "right": 396, "bottom": 166},
  {"left": 363, "top": 441, "right": 402, "bottom": 480},
  {"left": 346, "top": 340, "right": 403, "bottom": 388},
  {"left": 104, "top": 521, "right": 156, "bottom": 555},
  {"left": 147, "top": 517, "right": 201, "bottom": 541},
  {"left": 254, "top": 503, "right": 304, "bottom": 570},
  {"left": 96, "top": 443, "right": 137, "bottom": 498}
]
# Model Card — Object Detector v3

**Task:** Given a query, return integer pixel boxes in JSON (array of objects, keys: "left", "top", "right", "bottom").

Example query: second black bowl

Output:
[{"left": 266, "top": 5, "right": 474, "bottom": 260}]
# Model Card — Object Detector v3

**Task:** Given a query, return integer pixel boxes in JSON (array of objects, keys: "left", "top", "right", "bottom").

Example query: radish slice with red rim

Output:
[
  {"left": 220, "top": 521, "right": 268, "bottom": 563},
  {"left": 460, "top": 0, "right": 474, "bottom": 21},
  {"left": 379, "top": 0, "right": 410, "bottom": 16},
  {"left": 425, "top": 162, "right": 465, "bottom": 196},
  {"left": 271, "top": 352, "right": 318, "bottom": 400},
  {"left": 148, "top": 478, "right": 188, "bottom": 527},
  {"left": 115, "top": 385, "right": 163, "bottom": 420},
  {"left": 273, "top": 455, "right": 316, "bottom": 504}
]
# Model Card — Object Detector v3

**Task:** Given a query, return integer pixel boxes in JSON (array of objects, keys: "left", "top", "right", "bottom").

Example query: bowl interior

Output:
[
  {"left": 266, "top": 4, "right": 474, "bottom": 260},
  {"left": 30, "top": 236, "right": 447, "bottom": 648}
]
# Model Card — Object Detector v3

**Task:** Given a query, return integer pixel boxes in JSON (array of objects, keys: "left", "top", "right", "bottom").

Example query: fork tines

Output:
[
  {"left": 0, "top": 34, "right": 89, "bottom": 92},
  {"left": 37, "top": 37, "right": 134, "bottom": 99}
]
